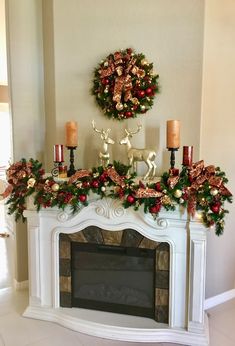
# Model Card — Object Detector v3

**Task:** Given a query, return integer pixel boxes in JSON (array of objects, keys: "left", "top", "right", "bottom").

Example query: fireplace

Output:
[
  {"left": 59, "top": 227, "right": 170, "bottom": 323},
  {"left": 72, "top": 242, "right": 155, "bottom": 318},
  {"left": 23, "top": 197, "right": 209, "bottom": 345}
]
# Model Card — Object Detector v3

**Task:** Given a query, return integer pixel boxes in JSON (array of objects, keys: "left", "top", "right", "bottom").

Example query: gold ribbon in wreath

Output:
[{"left": 99, "top": 50, "right": 146, "bottom": 106}]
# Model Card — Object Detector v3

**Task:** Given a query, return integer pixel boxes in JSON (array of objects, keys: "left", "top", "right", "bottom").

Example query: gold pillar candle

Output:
[
  {"left": 65, "top": 121, "right": 78, "bottom": 147},
  {"left": 166, "top": 120, "right": 180, "bottom": 149}
]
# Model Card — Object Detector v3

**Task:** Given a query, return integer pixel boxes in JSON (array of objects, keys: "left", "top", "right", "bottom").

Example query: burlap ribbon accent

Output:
[
  {"left": 99, "top": 50, "right": 145, "bottom": 105},
  {"left": 135, "top": 188, "right": 162, "bottom": 199},
  {"left": 105, "top": 167, "right": 126, "bottom": 188},
  {"left": 68, "top": 170, "right": 91, "bottom": 184},
  {"left": 187, "top": 160, "right": 232, "bottom": 214}
]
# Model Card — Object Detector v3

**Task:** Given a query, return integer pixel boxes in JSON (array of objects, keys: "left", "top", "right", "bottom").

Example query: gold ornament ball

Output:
[
  {"left": 210, "top": 188, "right": 218, "bottom": 196},
  {"left": 51, "top": 183, "right": 60, "bottom": 192},
  {"left": 140, "top": 105, "right": 146, "bottom": 111},
  {"left": 174, "top": 189, "right": 183, "bottom": 198},
  {"left": 27, "top": 177, "right": 36, "bottom": 188},
  {"left": 101, "top": 186, "right": 106, "bottom": 192},
  {"left": 116, "top": 102, "right": 124, "bottom": 111},
  {"left": 141, "top": 58, "right": 148, "bottom": 66},
  {"left": 162, "top": 195, "right": 172, "bottom": 205}
]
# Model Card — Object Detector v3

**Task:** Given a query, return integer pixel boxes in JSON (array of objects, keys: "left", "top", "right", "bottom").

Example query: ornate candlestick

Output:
[
  {"left": 52, "top": 145, "right": 64, "bottom": 177},
  {"left": 51, "top": 161, "right": 63, "bottom": 177},
  {"left": 166, "top": 120, "right": 180, "bottom": 174},
  {"left": 168, "top": 148, "right": 178, "bottom": 170},
  {"left": 67, "top": 146, "right": 77, "bottom": 177}
]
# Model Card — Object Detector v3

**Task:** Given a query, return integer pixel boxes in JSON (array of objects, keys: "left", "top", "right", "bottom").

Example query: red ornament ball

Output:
[
  {"left": 78, "top": 194, "right": 87, "bottom": 202},
  {"left": 137, "top": 90, "right": 145, "bottom": 98},
  {"left": 124, "top": 111, "right": 133, "bottom": 118},
  {"left": 92, "top": 180, "right": 99, "bottom": 188},
  {"left": 155, "top": 182, "right": 162, "bottom": 192},
  {"left": 145, "top": 87, "right": 153, "bottom": 96},
  {"left": 101, "top": 78, "right": 109, "bottom": 85},
  {"left": 127, "top": 195, "right": 135, "bottom": 204},
  {"left": 149, "top": 203, "right": 162, "bottom": 214},
  {"left": 210, "top": 202, "right": 221, "bottom": 214},
  {"left": 82, "top": 181, "right": 90, "bottom": 188}
]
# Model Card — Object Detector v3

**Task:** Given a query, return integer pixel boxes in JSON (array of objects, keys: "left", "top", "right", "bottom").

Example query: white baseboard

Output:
[
  {"left": 14, "top": 279, "right": 28, "bottom": 291},
  {"left": 205, "top": 288, "right": 235, "bottom": 310}
]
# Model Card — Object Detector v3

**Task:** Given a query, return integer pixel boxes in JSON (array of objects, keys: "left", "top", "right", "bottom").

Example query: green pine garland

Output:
[{"left": 3, "top": 158, "right": 233, "bottom": 236}]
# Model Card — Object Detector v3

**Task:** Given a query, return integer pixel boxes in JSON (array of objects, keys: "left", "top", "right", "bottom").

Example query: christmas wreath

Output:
[
  {"left": 2, "top": 158, "right": 233, "bottom": 236},
  {"left": 92, "top": 48, "right": 159, "bottom": 120}
]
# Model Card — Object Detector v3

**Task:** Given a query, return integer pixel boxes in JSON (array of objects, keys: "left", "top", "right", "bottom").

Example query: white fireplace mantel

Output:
[{"left": 23, "top": 197, "right": 209, "bottom": 346}]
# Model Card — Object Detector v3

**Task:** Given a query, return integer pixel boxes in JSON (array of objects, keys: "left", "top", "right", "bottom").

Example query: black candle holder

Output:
[
  {"left": 168, "top": 148, "right": 179, "bottom": 170},
  {"left": 67, "top": 146, "right": 77, "bottom": 177},
  {"left": 51, "top": 161, "right": 63, "bottom": 177}
]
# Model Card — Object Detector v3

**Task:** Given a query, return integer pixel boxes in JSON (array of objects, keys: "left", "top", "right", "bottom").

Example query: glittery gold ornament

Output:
[
  {"left": 76, "top": 182, "right": 82, "bottom": 188},
  {"left": 116, "top": 102, "right": 124, "bottom": 111},
  {"left": 141, "top": 58, "right": 149, "bottom": 66},
  {"left": 51, "top": 183, "right": 60, "bottom": 192},
  {"left": 210, "top": 188, "right": 218, "bottom": 196},
  {"left": 131, "top": 97, "right": 139, "bottom": 105},
  {"left": 161, "top": 195, "right": 172, "bottom": 205},
  {"left": 27, "top": 177, "right": 36, "bottom": 188},
  {"left": 174, "top": 189, "right": 183, "bottom": 198}
]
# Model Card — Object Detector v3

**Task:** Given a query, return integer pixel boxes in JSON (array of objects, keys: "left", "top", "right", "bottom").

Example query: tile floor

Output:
[{"left": 0, "top": 286, "right": 235, "bottom": 346}]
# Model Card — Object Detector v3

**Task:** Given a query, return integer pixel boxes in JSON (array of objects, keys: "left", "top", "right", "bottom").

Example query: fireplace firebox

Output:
[
  {"left": 59, "top": 226, "right": 170, "bottom": 324},
  {"left": 71, "top": 242, "right": 156, "bottom": 319}
]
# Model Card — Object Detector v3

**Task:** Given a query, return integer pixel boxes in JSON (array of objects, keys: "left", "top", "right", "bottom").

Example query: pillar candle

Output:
[
  {"left": 65, "top": 121, "right": 78, "bottom": 147},
  {"left": 53, "top": 144, "right": 64, "bottom": 162},
  {"left": 166, "top": 120, "right": 180, "bottom": 149},
  {"left": 183, "top": 146, "right": 193, "bottom": 166}
]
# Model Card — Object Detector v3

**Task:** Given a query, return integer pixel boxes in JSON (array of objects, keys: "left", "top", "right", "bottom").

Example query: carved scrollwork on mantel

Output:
[
  {"left": 155, "top": 217, "right": 169, "bottom": 230},
  {"left": 57, "top": 211, "right": 70, "bottom": 223},
  {"left": 93, "top": 199, "right": 126, "bottom": 219}
]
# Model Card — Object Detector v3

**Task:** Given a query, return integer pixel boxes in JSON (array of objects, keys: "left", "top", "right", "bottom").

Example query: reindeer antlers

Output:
[
  {"left": 92, "top": 120, "right": 111, "bottom": 136},
  {"left": 125, "top": 124, "right": 142, "bottom": 137}
]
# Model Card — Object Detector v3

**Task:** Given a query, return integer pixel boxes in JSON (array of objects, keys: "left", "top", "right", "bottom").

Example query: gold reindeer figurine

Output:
[
  {"left": 92, "top": 120, "right": 115, "bottom": 168},
  {"left": 120, "top": 124, "right": 157, "bottom": 180}
]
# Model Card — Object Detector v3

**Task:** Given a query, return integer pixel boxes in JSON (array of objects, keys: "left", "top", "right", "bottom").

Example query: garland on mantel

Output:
[{"left": 2, "top": 159, "right": 232, "bottom": 236}]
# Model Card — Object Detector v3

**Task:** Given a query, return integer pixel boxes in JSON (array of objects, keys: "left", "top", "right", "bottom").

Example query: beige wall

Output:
[
  {"left": 44, "top": 0, "right": 204, "bottom": 174},
  {"left": 7, "top": 0, "right": 235, "bottom": 299},
  {"left": 0, "top": 0, "right": 7, "bottom": 84},
  {"left": 201, "top": 0, "right": 235, "bottom": 298},
  {"left": 6, "top": 0, "right": 45, "bottom": 282}
]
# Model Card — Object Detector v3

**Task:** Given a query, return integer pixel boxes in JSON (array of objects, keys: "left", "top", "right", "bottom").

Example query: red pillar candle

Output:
[
  {"left": 53, "top": 144, "right": 64, "bottom": 162},
  {"left": 183, "top": 146, "right": 193, "bottom": 166}
]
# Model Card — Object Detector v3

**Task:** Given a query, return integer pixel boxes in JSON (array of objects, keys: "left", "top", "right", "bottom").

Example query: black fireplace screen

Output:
[{"left": 71, "top": 242, "right": 155, "bottom": 318}]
